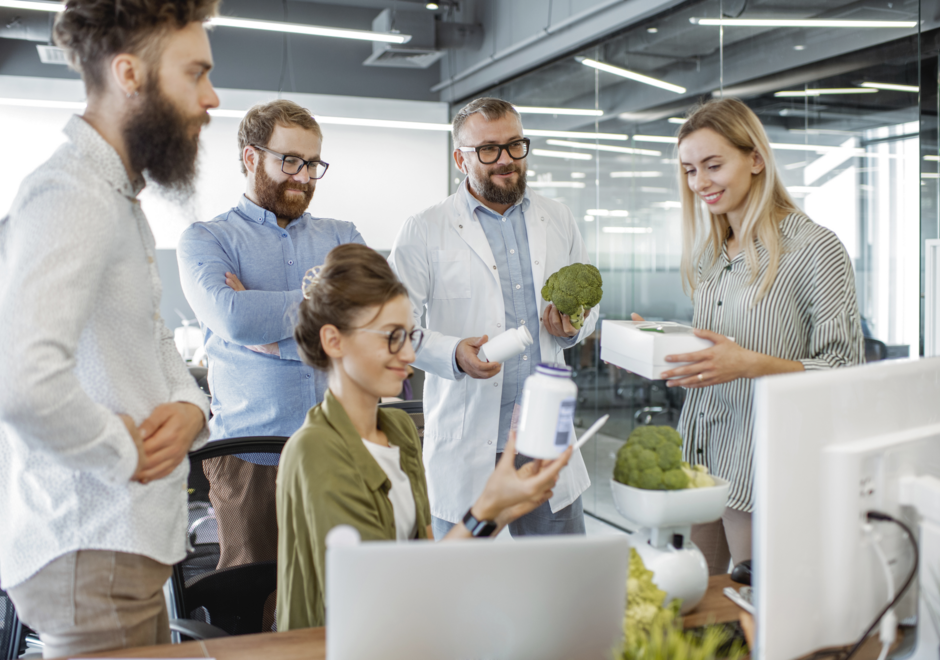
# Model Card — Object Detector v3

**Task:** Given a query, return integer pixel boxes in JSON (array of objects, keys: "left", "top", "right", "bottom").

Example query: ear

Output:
[
  {"left": 110, "top": 52, "right": 146, "bottom": 98},
  {"left": 751, "top": 149, "right": 766, "bottom": 176},
  {"left": 244, "top": 145, "right": 259, "bottom": 176},
  {"left": 453, "top": 149, "right": 468, "bottom": 174},
  {"left": 320, "top": 324, "right": 344, "bottom": 360}
]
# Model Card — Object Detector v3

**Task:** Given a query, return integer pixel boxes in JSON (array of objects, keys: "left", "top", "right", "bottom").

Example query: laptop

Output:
[{"left": 326, "top": 533, "right": 629, "bottom": 660}]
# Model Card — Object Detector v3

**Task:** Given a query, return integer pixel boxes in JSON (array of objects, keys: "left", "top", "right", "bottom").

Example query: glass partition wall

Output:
[{"left": 448, "top": 0, "right": 934, "bottom": 527}]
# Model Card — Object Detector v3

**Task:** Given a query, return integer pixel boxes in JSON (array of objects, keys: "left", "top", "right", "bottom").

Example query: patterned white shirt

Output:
[
  {"left": 0, "top": 116, "right": 210, "bottom": 589},
  {"left": 679, "top": 213, "right": 864, "bottom": 512}
]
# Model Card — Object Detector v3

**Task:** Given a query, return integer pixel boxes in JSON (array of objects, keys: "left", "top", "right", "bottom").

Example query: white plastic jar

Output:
[
  {"left": 515, "top": 363, "right": 578, "bottom": 459},
  {"left": 478, "top": 326, "right": 533, "bottom": 363}
]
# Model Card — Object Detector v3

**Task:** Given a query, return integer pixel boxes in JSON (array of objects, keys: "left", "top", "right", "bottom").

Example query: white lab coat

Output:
[{"left": 389, "top": 180, "right": 598, "bottom": 523}]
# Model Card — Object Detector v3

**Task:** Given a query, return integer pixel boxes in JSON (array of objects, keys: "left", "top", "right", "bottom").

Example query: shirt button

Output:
[
  {"left": 502, "top": 218, "right": 506, "bottom": 222},
  {"left": 523, "top": 355, "right": 528, "bottom": 361},
  {"left": 510, "top": 249, "right": 515, "bottom": 254},
  {"left": 306, "top": 374, "right": 311, "bottom": 379},
  {"left": 519, "top": 320, "right": 525, "bottom": 325},
  {"left": 717, "top": 301, "right": 723, "bottom": 306},
  {"left": 282, "top": 233, "right": 288, "bottom": 238},
  {"left": 288, "top": 260, "right": 294, "bottom": 265},
  {"left": 696, "top": 448, "right": 704, "bottom": 454},
  {"left": 515, "top": 284, "right": 521, "bottom": 290},
  {"left": 699, "top": 412, "right": 705, "bottom": 418}
]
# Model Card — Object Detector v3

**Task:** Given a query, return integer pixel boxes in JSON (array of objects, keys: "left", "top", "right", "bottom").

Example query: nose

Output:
[
  {"left": 397, "top": 337, "right": 417, "bottom": 365},
  {"left": 495, "top": 146, "right": 515, "bottom": 167},
  {"left": 291, "top": 166, "right": 311, "bottom": 185},
  {"left": 202, "top": 79, "right": 220, "bottom": 111},
  {"left": 692, "top": 170, "right": 710, "bottom": 193}
]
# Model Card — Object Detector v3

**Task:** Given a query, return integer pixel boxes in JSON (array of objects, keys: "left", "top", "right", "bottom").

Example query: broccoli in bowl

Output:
[{"left": 614, "top": 425, "right": 716, "bottom": 491}]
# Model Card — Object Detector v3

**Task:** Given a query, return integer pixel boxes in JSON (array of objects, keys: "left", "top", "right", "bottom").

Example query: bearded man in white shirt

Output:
[
  {"left": 0, "top": 0, "right": 219, "bottom": 656},
  {"left": 389, "top": 98, "right": 598, "bottom": 540}
]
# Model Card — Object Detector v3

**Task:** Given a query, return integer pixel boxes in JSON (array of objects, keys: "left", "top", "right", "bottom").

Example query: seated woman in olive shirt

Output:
[{"left": 276, "top": 243, "right": 572, "bottom": 631}]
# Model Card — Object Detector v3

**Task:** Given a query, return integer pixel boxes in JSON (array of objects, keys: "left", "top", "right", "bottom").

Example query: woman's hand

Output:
[
  {"left": 661, "top": 328, "right": 803, "bottom": 387},
  {"left": 472, "top": 432, "right": 572, "bottom": 528}
]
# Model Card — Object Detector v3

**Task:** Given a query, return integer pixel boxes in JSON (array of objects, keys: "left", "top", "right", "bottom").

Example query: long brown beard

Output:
[{"left": 255, "top": 156, "right": 315, "bottom": 221}]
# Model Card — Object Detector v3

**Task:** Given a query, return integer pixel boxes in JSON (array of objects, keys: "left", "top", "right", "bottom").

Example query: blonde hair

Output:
[{"left": 677, "top": 98, "right": 800, "bottom": 303}]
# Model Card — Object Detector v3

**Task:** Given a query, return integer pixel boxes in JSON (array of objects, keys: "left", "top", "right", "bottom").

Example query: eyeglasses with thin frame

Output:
[
  {"left": 251, "top": 144, "right": 330, "bottom": 179},
  {"left": 457, "top": 138, "right": 530, "bottom": 165},
  {"left": 355, "top": 327, "right": 425, "bottom": 354}
]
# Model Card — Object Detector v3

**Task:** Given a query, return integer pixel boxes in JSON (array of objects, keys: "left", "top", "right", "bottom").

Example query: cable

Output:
[{"left": 842, "top": 511, "right": 919, "bottom": 660}]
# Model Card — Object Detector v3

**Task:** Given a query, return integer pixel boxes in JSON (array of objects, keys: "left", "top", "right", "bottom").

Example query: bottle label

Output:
[{"left": 554, "top": 397, "right": 576, "bottom": 447}]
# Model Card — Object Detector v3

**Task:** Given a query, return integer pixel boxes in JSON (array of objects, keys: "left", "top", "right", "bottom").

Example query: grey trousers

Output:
[
  {"left": 431, "top": 452, "right": 586, "bottom": 540},
  {"left": 7, "top": 550, "right": 172, "bottom": 659},
  {"left": 690, "top": 507, "right": 753, "bottom": 576}
]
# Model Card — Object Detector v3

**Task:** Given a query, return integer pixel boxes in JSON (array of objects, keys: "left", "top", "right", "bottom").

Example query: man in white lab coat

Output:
[{"left": 389, "top": 98, "right": 598, "bottom": 539}]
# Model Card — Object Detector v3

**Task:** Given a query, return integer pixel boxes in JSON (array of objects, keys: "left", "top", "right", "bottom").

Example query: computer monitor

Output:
[
  {"left": 326, "top": 534, "right": 629, "bottom": 660},
  {"left": 753, "top": 357, "right": 940, "bottom": 660}
]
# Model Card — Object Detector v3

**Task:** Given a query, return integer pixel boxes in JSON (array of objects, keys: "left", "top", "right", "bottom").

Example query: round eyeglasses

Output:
[
  {"left": 355, "top": 327, "right": 425, "bottom": 354},
  {"left": 457, "top": 138, "right": 530, "bottom": 165},
  {"left": 251, "top": 144, "right": 330, "bottom": 179}
]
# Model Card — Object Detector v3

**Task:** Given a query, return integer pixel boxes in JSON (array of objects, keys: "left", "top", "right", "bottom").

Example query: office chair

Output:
[
  {"left": 378, "top": 400, "right": 424, "bottom": 447},
  {"left": 864, "top": 337, "right": 889, "bottom": 362},
  {"left": 170, "top": 437, "right": 287, "bottom": 640},
  {"left": 1, "top": 589, "right": 26, "bottom": 660}
]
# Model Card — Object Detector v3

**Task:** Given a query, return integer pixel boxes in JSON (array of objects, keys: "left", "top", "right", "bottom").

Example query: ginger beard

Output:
[{"left": 254, "top": 154, "right": 315, "bottom": 221}]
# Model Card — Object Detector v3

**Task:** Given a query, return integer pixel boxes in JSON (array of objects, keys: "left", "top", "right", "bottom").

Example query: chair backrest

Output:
[
  {"left": 0, "top": 588, "right": 25, "bottom": 660},
  {"left": 378, "top": 400, "right": 424, "bottom": 446},
  {"left": 173, "top": 437, "right": 287, "bottom": 636},
  {"left": 864, "top": 337, "right": 889, "bottom": 362}
]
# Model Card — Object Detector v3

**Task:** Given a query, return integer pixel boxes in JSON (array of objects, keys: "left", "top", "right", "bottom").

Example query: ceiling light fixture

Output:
[
  {"left": 426, "top": 2, "right": 440, "bottom": 9},
  {"left": 588, "top": 209, "right": 630, "bottom": 217},
  {"left": 579, "top": 58, "right": 686, "bottom": 94},
  {"left": 667, "top": 117, "right": 686, "bottom": 124},
  {"left": 0, "top": 0, "right": 62, "bottom": 11},
  {"left": 924, "top": 155, "right": 939, "bottom": 161},
  {"left": 527, "top": 181, "right": 587, "bottom": 188},
  {"left": 526, "top": 129, "right": 627, "bottom": 140},
  {"left": 208, "top": 16, "right": 411, "bottom": 43},
  {"left": 0, "top": 97, "right": 84, "bottom": 109},
  {"left": 545, "top": 139, "right": 661, "bottom": 156},
  {"left": 531, "top": 149, "right": 593, "bottom": 160},
  {"left": 609, "top": 171, "right": 663, "bottom": 178},
  {"left": 514, "top": 106, "right": 604, "bottom": 117},
  {"left": 690, "top": 17, "right": 917, "bottom": 29},
  {"left": 774, "top": 88, "right": 878, "bottom": 97},
  {"left": 603, "top": 227, "right": 653, "bottom": 234},
  {"left": 861, "top": 82, "right": 919, "bottom": 92},
  {"left": 632, "top": 135, "right": 679, "bottom": 144}
]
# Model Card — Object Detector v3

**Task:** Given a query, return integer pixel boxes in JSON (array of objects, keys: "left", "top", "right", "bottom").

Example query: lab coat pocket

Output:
[{"left": 430, "top": 250, "right": 471, "bottom": 299}]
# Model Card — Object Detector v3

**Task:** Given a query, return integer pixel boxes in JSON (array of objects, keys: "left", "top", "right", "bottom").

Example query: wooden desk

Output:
[{"left": 683, "top": 574, "right": 744, "bottom": 629}]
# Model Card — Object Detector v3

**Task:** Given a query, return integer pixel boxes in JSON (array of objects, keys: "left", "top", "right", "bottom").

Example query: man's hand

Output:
[
  {"left": 135, "top": 402, "right": 205, "bottom": 484},
  {"left": 120, "top": 413, "right": 147, "bottom": 483},
  {"left": 455, "top": 335, "right": 501, "bottom": 379},
  {"left": 543, "top": 303, "right": 588, "bottom": 338},
  {"left": 225, "top": 271, "right": 280, "bottom": 356}
]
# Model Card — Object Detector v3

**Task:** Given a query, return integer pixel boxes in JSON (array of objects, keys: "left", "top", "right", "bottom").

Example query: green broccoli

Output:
[
  {"left": 614, "top": 426, "right": 689, "bottom": 490},
  {"left": 540, "top": 263, "right": 603, "bottom": 330}
]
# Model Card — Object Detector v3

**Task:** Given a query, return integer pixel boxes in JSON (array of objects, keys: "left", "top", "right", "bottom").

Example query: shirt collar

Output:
[
  {"left": 459, "top": 176, "right": 530, "bottom": 219},
  {"left": 64, "top": 115, "right": 144, "bottom": 199},
  {"left": 236, "top": 194, "right": 281, "bottom": 226}
]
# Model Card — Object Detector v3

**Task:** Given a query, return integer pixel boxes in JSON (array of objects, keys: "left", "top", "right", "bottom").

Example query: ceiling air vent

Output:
[
  {"left": 364, "top": 9, "right": 443, "bottom": 69},
  {"left": 37, "top": 45, "right": 69, "bottom": 65}
]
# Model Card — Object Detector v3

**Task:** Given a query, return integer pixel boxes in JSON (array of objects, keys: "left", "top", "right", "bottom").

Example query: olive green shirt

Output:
[{"left": 275, "top": 390, "right": 432, "bottom": 631}]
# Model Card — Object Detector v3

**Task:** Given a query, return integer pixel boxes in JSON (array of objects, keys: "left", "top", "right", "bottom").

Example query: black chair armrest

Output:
[{"left": 169, "top": 618, "right": 231, "bottom": 640}]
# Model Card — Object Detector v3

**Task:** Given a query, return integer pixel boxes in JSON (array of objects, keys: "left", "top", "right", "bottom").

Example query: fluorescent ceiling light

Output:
[
  {"left": 531, "top": 149, "right": 593, "bottom": 160},
  {"left": 640, "top": 186, "right": 670, "bottom": 193},
  {"left": 526, "top": 129, "right": 627, "bottom": 140},
  {"left": 0, "top": 98, "right": 84, "bottom": 109},
  {"left": 587, "top": 209, "right": 630, "bottom": 217},
  {"left": 0, "top": 0, "right": 63, "bottom": 11},
  {"left": 603, "top": 227, "right": 653, "bottom": 234},
  {"left": 583, "top": 215, "right": 595, "bottom": 222},
  {"left": 924, "top": 155, "right": 940, "bottom": 162},
  {"left": 787, "top": 186, "right": 820, "bottom": 194},
  {"left": 209, "top": 16, "right": 410, "bottom": 43},
  {"left": 651, "top": 201, "right": 682, "bottom": 209},
  {"left": 922, "top": 173, "right": 940, "bottom": 179},
  {"left": 610, "top": 171, "right": 663, "bottom": 178},
  {"left": 775, "top": 88, "right": 878, "bottom": 97},
  {"left": 861, "top": 82, "right": 919, "bottom": 92},
  {"left": 571, "top": 172, "right": 587, "bottom": 179},
  {"left": 690, "top": 18, "right": 917, "bottom": 29},
  {"left": 633, "top": 135, "right": 678, "bottom": 144},
  {"left": 667, "top": 117, "right": 686, "bottom": 124},
  {"left": 514, "top": 106, "right": 603, "bottom": 117},
  {"left": 580, "top": 58, "right": 686, "bottom": 94},
  {"left": 545, "top": 139, "right": 661, "bottom": 156},
  {"left": 527, "top": 181, "right": 587, "bottom": 188}
]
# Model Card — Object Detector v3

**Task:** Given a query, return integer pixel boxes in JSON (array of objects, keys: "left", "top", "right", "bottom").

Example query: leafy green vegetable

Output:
[{"left": 540, "top": 263, "right": 603, "bottom": 330}]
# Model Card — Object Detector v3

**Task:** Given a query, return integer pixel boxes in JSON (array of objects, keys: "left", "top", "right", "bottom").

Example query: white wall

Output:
[{"left": 0, "top": 75, "right": 449, "bottom": 251}]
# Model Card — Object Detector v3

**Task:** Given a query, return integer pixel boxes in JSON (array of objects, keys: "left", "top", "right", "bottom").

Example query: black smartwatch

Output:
[{"left": 462, "top": 508, "right": 497, "bottom": 538}]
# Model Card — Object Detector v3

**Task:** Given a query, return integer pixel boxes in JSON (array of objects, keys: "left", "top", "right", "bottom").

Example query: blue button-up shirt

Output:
[
  {"left": 459, "top": 185, "right": 579, "bottom": 451},
  {"left": 177, "top": 195, "right": 365, "bottom": 450}
]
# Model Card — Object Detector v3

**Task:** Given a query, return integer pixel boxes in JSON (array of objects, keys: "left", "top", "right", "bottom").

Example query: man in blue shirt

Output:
[{"left": 177, "top": 100, "right": 364, "bottom": 567}]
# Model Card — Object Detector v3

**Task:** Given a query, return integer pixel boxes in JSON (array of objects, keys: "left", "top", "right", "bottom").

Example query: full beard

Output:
[
  {"left": 123, "top": 75, "right": 209, "bottom": 201},
  {"left": 255, "top": 159, "right": 315, "bottom": 221},
  {"left": 470, "top": 163, "right": 527, "bottom": 206}
]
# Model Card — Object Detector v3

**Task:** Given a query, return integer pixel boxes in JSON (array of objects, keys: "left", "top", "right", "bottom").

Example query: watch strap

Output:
[{"left": 462, "top": 508, "right": 497, "bottom": 538}]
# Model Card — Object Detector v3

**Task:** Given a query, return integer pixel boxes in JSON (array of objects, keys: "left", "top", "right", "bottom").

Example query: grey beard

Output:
[{"left": 471, "top": 167, "right": 527, "bottom": 206}]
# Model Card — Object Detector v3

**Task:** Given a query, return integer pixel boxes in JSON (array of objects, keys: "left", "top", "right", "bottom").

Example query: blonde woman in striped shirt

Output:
[{"left": 634, "top": 98, "right": 864, "bottom": 574}]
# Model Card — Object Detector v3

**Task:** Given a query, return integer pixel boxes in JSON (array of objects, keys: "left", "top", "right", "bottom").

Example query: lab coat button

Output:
[
  {"left": 488, "top": 440, "right": 493, "bottom": 445},
  {"left": 497, "top": 323, "right": 502, "bottom": 328},
  {"left": 492, "top": 265, "right": 497, "bottom": 270},
  {"left": 494, "top": 382, "right": 499, "bottom": 387},
  {"left": 459, "top": 224, "right": 463, "bottom": 229},
  {"left": 535, "top": 261, "right": 539, "bottom": 265}
]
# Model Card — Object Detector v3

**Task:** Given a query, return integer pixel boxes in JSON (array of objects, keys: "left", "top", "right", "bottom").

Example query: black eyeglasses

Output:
[
  {"left": 356, "top": 327, "right": 425, "bottom": 354},
  {"left": 457, "top": 138, "right": 530, "bottom": 165},
  {"left": 251, "top": 144, "right": 330, "bottom": 179}
]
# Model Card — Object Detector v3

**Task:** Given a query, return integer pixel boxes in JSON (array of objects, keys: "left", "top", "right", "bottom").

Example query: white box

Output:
[{"left": 600, "top": 320, "right": 713, "bottom": 380}]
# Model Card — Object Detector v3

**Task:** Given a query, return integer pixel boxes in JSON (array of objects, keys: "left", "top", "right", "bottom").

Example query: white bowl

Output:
[{"left": 609, "top": 477, "right": 730, "bottom": 529}]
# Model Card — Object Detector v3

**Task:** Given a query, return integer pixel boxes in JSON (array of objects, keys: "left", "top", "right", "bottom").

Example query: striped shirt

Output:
[{"left": 678, "top": 212, "right": 864, "bottom": 512}]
